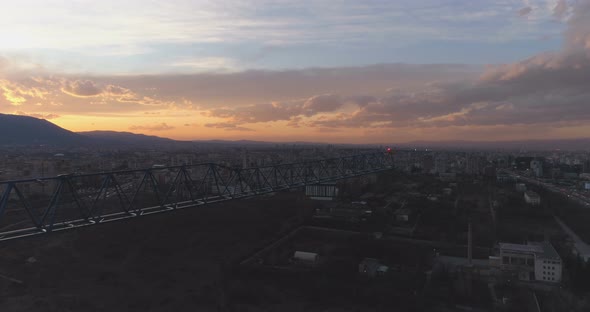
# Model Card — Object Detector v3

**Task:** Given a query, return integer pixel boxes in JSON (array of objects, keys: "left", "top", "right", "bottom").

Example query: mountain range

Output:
[
  {"left": 0, "top": 114, "right": 179, "bottom": 148},
  {"left": 1, "top": 113, "right": 589, "bottom": 151},
  {"left": 0, "top": 113, "right": 86, "bottom": 146}
]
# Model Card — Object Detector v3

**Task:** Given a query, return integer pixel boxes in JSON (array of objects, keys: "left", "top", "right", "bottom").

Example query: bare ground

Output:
[{"left": 0, "top": 192, "right": 304, "bottom": 312}]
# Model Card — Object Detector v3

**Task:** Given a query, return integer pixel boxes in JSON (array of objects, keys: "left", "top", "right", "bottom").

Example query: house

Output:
[
  {"left": 292, "top": 251, "right": 319, "bottom": 266},
  {"left": 359, "top": 258, "right": 389, "bottom": 278},
  {"left": 394, "top": 208, "right": 411, "bottom": 222}
]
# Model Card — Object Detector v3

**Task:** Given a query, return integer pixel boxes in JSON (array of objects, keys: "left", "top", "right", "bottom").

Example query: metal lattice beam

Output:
[{"left": 0, "top": 152, "right": 393, "bottom": 241}]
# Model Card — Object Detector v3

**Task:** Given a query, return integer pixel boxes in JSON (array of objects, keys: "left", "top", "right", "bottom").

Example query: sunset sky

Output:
[{"left": 1, "top": 0, "right": 589, "bottom": 143}]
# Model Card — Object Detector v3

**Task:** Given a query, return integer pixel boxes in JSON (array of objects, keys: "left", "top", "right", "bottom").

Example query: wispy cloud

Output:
[
  {"left": 553, "top": 0, "right": 570, "bottom": 20},
  {"left": 1, "top": 1, "right": 589, "bottom": 142},
  {"left": 15, "top": 111, "right": 60, "bottom": 120},
  {"left": 129, "top": 123, "right": 175, "bottom": 132},
  {"left": 204, "top": 122, "right": 254, "bottom": 132},
  {"left": 518, "top": 6, "right": 533, "bottom": 17},
  {"left": 0, "top": 0, "right": 569, "bottom": 74},
  {"left": 0, "top": 79, "right": 48, "bottom": 105},
  {"left": 170, "top": 57, "right": 241, "bottom": 72}
]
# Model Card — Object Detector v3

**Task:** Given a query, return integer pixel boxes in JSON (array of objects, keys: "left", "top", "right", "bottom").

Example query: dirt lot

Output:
[{"left": 0, "top": 192, "right": 303, "bottom": 312}]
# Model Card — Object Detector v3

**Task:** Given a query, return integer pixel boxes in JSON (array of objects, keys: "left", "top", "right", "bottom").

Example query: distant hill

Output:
[
  {"left": 79, "top": 131, "right": 179, "bottom": 146},
  {"left": 192, "top": 139, "right": 338, "bottom": 146},
  {"left": 0, "top": 114, "right": 182, "bottom": 147},
  {"left": 2, "top": 113, "right": 589, "bottom": 151},
  {"left": 0, "top": 113, "right": 85, "bottom": 146}
]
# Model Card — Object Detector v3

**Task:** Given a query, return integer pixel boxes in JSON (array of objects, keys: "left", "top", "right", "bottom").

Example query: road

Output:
[
  {"left": 500, "top": 170, "right": 590, "bottom": 207},
  {"left": 554, "top": 216, "right": 590, "bottom": 261}
]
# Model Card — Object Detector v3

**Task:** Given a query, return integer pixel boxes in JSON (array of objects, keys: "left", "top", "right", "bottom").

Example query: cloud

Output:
[
  {"left": 302, "top": 0, "right": 590, "bottom": 131},
  {"left": 0, "top": 1, "right": 588, "bottom": 142},
  {"left": 170, "top": 57, "right": 241, "bottom": 72},
  {"left": 204, "top": 122, "right": 253, "bottom": 131},
  {"left": 204, "top": 94, "right": 345, "bottom": 126},
  {"left": 52, "top": 78, "right": 172, "bottom": 109},
  {"left": 205, "top": 102, "right": 295, "bottom": 124},
  {"left": 286, "top": 116, "right": 303, "bottom": 128},
  {"left": 15, "top": 111, "right": 60, "bottom": 120},
  {"left": 553, "top": 0, "right": 569, "bottom": 20},
  {"left": 302, "top": 94, "right": 342, "bottom": 116},
  {"left": 0, "top": 56, "right": 8, "bottom": 70},
  {"left": 0, "top": 79, "right": 49, "bottom": 105},
  {"left": 60, "top": 79, "right": 147, "bottom": 103},
  {"left": 61, "top": 80, "right": 102, "bottom": 97},
  {"left": 481, "top": 0, "right": 590, "bottom": 84},
  {"left": 129, "top": 122, "right": 175, "bottom": 131},
  {"left": 346, "top": 95, "right": 377, "bottom": 107},
  {"left": 0, "top": 1, "right": 556, "bottom": 62},
  {"left": 518, "top": 6, "right": 533, "bottom": 17},
  {"left": 87, "top": 63, "right": 477, "bottom": 107}
]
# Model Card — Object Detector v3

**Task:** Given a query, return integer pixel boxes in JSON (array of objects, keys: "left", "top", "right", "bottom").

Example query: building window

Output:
[{"left": 503, "top": 256, "right": 509, "bottom": 264}]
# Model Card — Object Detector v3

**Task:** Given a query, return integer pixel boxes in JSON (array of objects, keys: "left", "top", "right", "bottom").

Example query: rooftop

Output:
[
  {"left": 499, "top": 241, "right": 560, "bottom": 260},
  {"left": 499, "top": 243, "right": 542, "bottom": 254},
  {"left": 531, "top": 241, "right": 561, "bottom": 260},
  {"left": 394, "top": 208, "right": 412, "bottom": 215}
]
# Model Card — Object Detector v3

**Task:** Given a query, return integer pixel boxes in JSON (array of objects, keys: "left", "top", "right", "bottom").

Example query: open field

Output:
[{"left": 0, "top": 192, "right": 304, "bottom": 312}]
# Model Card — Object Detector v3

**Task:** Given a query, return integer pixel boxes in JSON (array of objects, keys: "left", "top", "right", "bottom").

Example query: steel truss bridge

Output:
[{"left": 0, "top": 152, "right": 394, "bottom": 241}]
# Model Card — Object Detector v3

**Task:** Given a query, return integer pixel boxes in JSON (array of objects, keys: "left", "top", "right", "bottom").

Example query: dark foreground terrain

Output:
[{"left": 0, "top": 192, "right": 304, "bottom": 312}]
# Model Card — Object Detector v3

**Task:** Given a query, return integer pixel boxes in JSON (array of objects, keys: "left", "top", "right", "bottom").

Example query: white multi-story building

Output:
[
  {"left": 499, "top": 242, "right": 562, "bottom": 283},
  {"left": 524, "top": 190, "right": 541, "bottom": 205}
]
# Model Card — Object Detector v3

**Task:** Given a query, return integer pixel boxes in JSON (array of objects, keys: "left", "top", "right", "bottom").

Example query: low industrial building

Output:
[
  {"left": 393, "top": 208, "right": 411, "bottom": 222},
  {"left": 292, "top": 251, "right": 320, "bottom": 266},
  {"left": 359, "top": 258, "right": 389, "bottom": 278},
  {"left": 305, "top": 183, "right": 339, "bottom": 200}
]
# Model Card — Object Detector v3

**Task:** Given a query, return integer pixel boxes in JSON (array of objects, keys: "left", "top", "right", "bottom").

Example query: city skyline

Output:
[{"left": 1, "top": 0, "right": 589, "bottom": 143}]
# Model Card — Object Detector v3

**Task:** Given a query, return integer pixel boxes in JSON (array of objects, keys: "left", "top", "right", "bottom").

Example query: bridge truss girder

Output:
[{"left": 0, "top": 152, "right": 393, "bottom": 241}]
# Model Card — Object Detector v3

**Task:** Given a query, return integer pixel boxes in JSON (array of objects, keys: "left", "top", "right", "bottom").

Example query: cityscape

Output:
[{"left": 2, "top": 0, "right": 590, "bottom": 311}]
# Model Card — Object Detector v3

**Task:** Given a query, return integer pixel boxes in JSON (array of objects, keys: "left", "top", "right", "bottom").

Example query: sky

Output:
[{"left": 0, "top": 0, "right": 589, "bottom": 143}]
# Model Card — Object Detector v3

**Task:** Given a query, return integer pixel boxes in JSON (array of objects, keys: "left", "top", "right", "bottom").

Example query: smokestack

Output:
[{"left": 468, "top": 219, "right": 473, "bottom": 266}]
